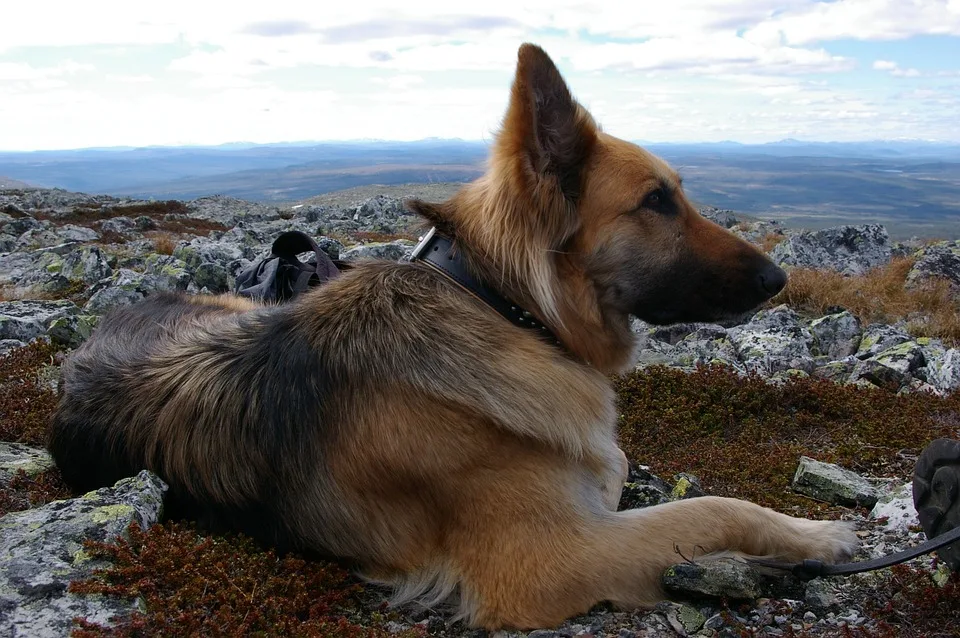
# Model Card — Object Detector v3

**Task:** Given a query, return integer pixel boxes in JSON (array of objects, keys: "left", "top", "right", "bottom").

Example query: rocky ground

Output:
[{"left": 1, "top": 186, "right": 959, "bottom": 636}]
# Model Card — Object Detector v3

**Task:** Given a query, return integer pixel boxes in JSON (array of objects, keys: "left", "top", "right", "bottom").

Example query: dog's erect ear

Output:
[
  {"left": 504, "top": 43, "right": 596, "bottom": 201},
  {"left": 405, "top": 198, "right": 455, "bottom": 236}
]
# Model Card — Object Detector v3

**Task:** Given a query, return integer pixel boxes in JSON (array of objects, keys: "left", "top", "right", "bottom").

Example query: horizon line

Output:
[{"left": 3, "top": 136, "right": 960, "bottom": 154}]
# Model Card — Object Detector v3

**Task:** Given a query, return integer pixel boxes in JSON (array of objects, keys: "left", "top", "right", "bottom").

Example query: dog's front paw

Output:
[{"left": 789, "top": 518, "right": 859, "bottom": 564}]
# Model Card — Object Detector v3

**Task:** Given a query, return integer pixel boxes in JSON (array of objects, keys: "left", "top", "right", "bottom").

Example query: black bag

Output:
[{"left": 234, "top": 231, "right": 349, "bottom": 303}]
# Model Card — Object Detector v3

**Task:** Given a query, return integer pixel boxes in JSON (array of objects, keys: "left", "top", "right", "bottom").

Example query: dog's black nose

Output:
[{"left": 757, "top": 262, "right": 787, "bottom": 296}]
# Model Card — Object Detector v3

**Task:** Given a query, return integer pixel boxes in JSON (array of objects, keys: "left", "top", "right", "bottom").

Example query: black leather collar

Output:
[{"left": 410, "top": 227, "right": 564, "bottom": 350}]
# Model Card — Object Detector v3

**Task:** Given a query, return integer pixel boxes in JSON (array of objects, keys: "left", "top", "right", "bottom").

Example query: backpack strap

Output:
[
  {"left": 234, "top": 231, "right": 345, "bottom": 303},
  {"left": 270, "top": 231, "right": 342, "bottom": 299}
]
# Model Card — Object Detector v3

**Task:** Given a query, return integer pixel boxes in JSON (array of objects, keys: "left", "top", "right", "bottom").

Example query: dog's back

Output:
[{"left": 48, "top": 290, "right": 342, "bottom": 549}]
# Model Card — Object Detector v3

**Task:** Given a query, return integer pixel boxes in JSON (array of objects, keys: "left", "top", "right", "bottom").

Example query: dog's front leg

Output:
[{"left": 450, "top": 470, "right": 858, "bottom": 631}]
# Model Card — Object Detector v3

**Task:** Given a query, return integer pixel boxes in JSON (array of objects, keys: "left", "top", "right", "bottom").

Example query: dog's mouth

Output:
[
  {"left": 629, "top": 265, "right": 786, "bottom": 327},
  {"left": 636, "top": 305, "right": 761, "bottom": 327}
]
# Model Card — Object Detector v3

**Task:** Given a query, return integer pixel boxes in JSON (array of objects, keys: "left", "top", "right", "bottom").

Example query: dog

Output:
[{"left": 48, "top": 43, "right": 857, "bottom": 631}]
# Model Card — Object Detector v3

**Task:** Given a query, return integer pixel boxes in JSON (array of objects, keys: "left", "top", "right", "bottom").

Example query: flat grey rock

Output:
[
  {"left": 0, "top": 443, "right": 54, "bottom": 482},
  {"left": 0, "top": 470, "right": 168, "bottom": 637},
  {"left": 792, "top": 456, "right": 878, "bottom": 508},
  {"left": 662, "top": 559, "right": 763, "bottom": 600}
]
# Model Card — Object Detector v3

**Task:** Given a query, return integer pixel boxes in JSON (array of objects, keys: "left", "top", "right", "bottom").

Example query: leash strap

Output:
[
  {"left": 748, "top": 523, "right": 960, "bottom": 580},
  {"left": 410, "top": 227, "right": 564, "bottom": 349}
]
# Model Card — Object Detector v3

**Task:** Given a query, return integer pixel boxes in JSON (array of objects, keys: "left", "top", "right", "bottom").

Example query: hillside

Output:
[
  {"left": 0, "top": 176, "right": 34, "bottom": 190},
  {"left": 0, "top": 185, "right": 958, "bottom": 637},
  {"left": 1, "top": 141, "right": 959, "bottom": 240}
]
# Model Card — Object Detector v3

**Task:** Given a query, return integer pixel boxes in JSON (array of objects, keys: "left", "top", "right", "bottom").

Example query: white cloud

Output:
[
  {"left": 873, "top": 59, "right": 922, "bottom": 77},
  {"left": 372, "top": 74, "right": 426, "bottom": 91},
  {"left": 745, "top": 0, "right": 960, "bottom": 46},
  {"left": 0, "top": 1, "right": 958, "bottom": 148},
  {"left": 0, "top": 60, "right": 93, "bottom": 81},
  {"left": 105, "top": 74, "right": 155, "bottom": 84}
]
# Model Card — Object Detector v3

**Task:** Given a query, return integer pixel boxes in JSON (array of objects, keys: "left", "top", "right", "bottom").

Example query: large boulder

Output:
[
  {"left": 809, "top": 310, "right": 862, "bottom": 359},
  {"left": 83, "top": 267, "right": 189, "bottom": 315},
  {"left": 855, "top": 323, "right": 913, "bottom": 360},
  {"left": 14, "top": 224, "right": 99, "bottom": 251},
  {"left": 905, "top": 240, "right": 960, "bottom": 294},
  {"left": 728, "top": 305, "right": 815, "bottom": 375},
  {"left": 769, "top": 224, "right": 891, "bottom": 276},
  {"left": 921, "top": 342, "right": 960, "bottom": 395},
  {"left": 792, "top": 456, "right": 879, "bottom": 508},
  {"left": 0, "top": 471, "right": 168, "bottom": 636},
  {"left": 0, "top": 443, "right": 55, "bottom": 482},
  {"left": 0, "top": 299, "right": 80, "bottom": 342},
  {"left": 186, "top": 195, "right": 283, "bottom": 227},
  {"left": 341, "top": 240, "right": 415, "bottom": 263},
  {"left": 59, "top": 245, "right": 114, "bottom": 284}
]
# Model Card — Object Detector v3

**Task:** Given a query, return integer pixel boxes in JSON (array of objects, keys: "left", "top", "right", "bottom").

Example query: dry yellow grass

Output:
[
  {"left": 151, "top": 234, "right": 177, "bottom": 256},
  {"left": 760, "top": 232, "right": 787, "bottom": 253},
  {"left": 776, "top": 257, "right": 960, "bottom": 345}
]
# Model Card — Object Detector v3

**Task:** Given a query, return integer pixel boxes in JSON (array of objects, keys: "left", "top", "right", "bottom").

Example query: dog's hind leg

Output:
[{"left": 599, "top": 446, "right": 629, "bottom": 510}]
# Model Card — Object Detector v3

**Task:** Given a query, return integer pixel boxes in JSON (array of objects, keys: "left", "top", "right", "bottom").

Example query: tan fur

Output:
[
  {"left": 48, "top": 42, "right": 858, "bottom": 632},
  {"left": 186, "top": 292, "right": 264, "bottom": 312}
]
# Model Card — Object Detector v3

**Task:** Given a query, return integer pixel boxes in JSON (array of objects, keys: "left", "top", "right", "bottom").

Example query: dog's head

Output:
[{"left": 409, "top": 43, "right": 787, "bottom": 368}]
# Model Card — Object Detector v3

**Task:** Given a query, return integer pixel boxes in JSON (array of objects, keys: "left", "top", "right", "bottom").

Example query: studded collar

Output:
[{"left": 410, "top": 227, "right": 565, "bottom": 350}]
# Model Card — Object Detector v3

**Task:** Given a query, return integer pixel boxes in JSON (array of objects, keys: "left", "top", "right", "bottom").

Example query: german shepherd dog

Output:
[{"left": 48, "top": 43, "right": 857, "bottom": 631}]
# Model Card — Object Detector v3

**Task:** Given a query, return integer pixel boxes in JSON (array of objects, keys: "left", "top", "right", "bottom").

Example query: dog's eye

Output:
[{"left": 642, "top": 189, "right": 666, "bottom": 210}]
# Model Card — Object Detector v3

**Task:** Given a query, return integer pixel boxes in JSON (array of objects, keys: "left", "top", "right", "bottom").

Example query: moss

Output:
[
  {"left": 33, "top": 201, "right": 229, "bottom": 241},
  {"left": 671, "top": 476, "right": 699, "bottom": 499},
  {"left": 856, "top": 558, "right": 960, "bottom": 637},
  {"left": 0, "top": 468, "right": 72, "bottom": 518},
  {"left": 28, "top": 278, "right": 94, "bottom": 307},
  {"left": 68, "top": 521, "right": 425, "bottom": 637},
  {"left": 876, "top": 341, "right": 920, "bottom": 358},
  {"left": 90, "top": 504, "right": 135, "bottom": 525},
  {"left": 0, "top": 340, "right": 64, "bottom": 446},
  {"left": 614, "top": 364, "right": 960, "bottom": 517}
]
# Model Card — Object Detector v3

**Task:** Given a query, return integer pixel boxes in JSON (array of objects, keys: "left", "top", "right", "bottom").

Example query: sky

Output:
[{"left": 1, "top": 0, "right": 959, "bottom": 151}]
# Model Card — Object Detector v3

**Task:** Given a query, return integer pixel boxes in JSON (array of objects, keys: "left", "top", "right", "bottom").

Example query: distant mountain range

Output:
[{"left": 1, "top": 139, "right": 958, "bottom": 240}]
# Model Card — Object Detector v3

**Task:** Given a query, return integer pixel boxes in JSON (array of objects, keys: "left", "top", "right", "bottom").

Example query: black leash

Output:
[{"left": 748, "top": 517, "right": 960, "bottom": 581}]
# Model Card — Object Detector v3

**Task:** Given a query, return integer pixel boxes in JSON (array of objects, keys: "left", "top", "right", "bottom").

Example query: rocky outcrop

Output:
[
  {"left": 632, "top": 309, "right": 960, "bottom": 396},
  {"left": 0, "top": 471, "right": 168, "bottom": 636},
  {"left": 810, "top": 310, "right": 862, "bottom": 359},
  {"left": 728, "top": 305, "right": 816, "bottom": 375},
  {"left": 341, "top": 239, "right": 415, "bottom": 263},
  {"left": 0, "top": 443, "right": 54, "bottom": 482},
  {"left": 0, "top": 300, "right": 96, "bottom": 348},
  {"left": 770, "top": 224, "right": 891, "bottom": 275},
  {"left": 906, "top": 239, "right": 960, "bottom": 294},
  {"left": 0, "top": 185, "right": 957, "bottom": 637},
  {"left": 698, "top": 206, "right": 787, "bottom": 244}
]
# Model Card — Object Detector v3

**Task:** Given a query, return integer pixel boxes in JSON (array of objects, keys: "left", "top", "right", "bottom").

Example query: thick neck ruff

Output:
[{"left": 410, "top": 227, "right": 565, "bottom": 351}]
